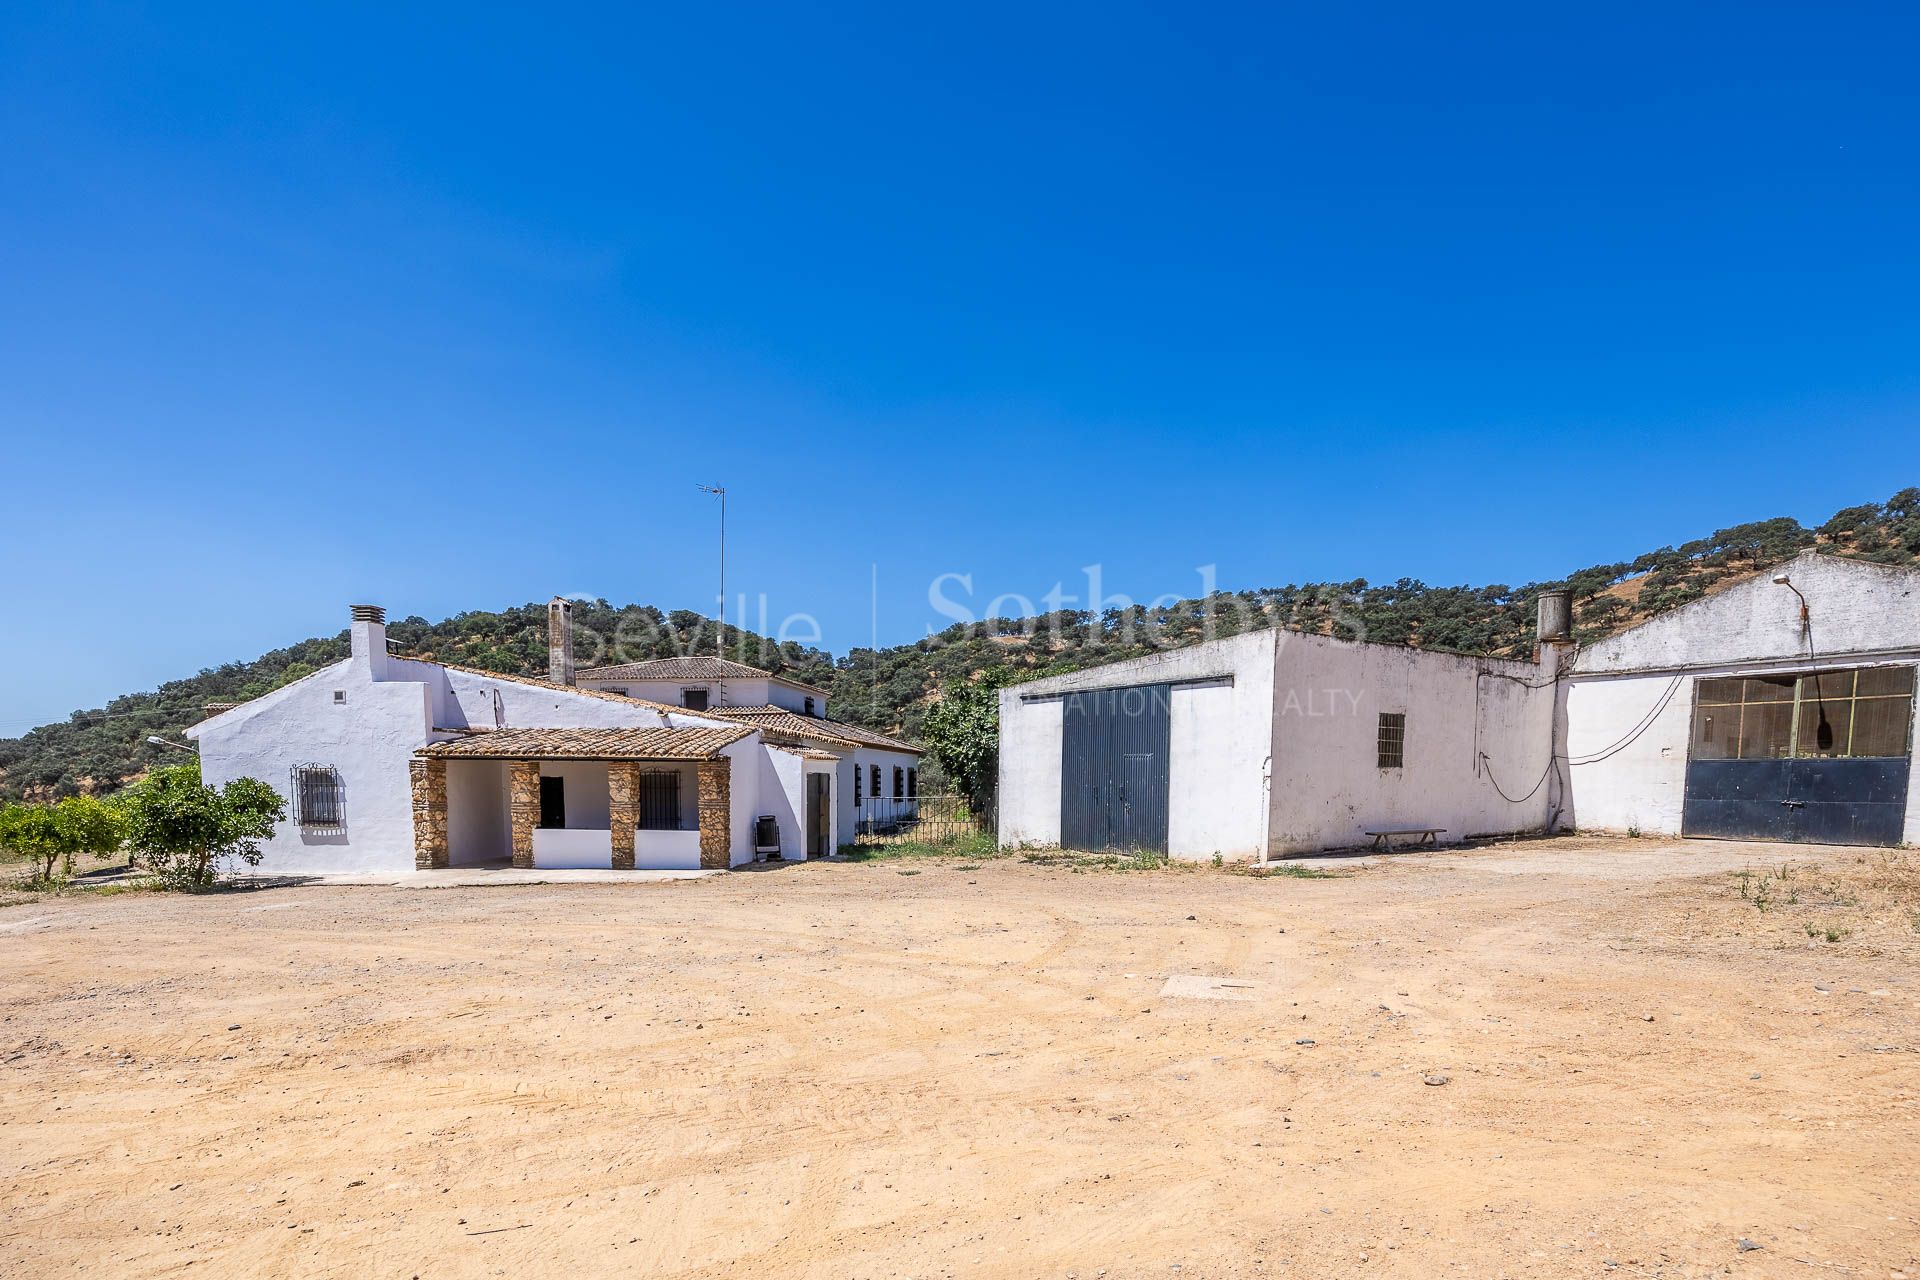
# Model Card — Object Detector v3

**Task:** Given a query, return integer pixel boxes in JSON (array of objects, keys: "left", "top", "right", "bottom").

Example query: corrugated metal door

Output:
[{"left": 1061, "top": 684, "right": 1171, "bottom": 853}]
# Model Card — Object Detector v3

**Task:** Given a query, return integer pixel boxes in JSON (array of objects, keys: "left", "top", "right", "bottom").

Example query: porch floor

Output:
[{"left": 290, "top": 866, "right": 726, "bottom": 888}]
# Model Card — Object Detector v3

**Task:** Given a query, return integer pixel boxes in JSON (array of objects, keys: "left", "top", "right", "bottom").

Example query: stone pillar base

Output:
[
  {"left": 410, "top": 758, "right": 448, "bottom": 870},
  {"left": 509, "top": 760, "right": 539, "bottom": 869},
  {"left": 698, "top": 758, "right": 731, "bottom": 870},
  {"left": 608, "top": 763, "right": 638, "bottom": 870}
]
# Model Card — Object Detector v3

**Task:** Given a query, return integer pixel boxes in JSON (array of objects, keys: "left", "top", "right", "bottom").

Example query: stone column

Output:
[
  {"left": 697, "top": 757, "right": 731, "bottom": 869},
  {"left": 608, "top": 762, "right": 639, "bottom": 871},
  {"left": 509, "top": 759, "right": 540, "bottom": 869},
  {"left": 410, "top": 757, "right": 448, "bottom": 870}
]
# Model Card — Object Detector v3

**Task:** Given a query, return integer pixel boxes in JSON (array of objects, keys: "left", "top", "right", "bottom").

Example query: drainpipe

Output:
[{"left": 1257, "top": 754, "right": 1272, "bottom": 867}]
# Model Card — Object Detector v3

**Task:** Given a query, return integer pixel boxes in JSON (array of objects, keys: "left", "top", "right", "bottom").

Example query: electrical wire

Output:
[
  {"left": 1477, "top": 750, "right": 1558, "bottom": 804},
  {"left": 1562, "top": 672, "right": 1685, "bottom": 766}
]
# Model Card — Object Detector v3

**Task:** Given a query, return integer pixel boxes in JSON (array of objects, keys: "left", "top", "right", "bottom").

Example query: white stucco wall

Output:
[
  {"left": 999, "top": 697, "right": 1064, "bottom": 847},
  {"left": 1562, "top": 671, "right": 1695, "bottom": 836},
  {"left": 445, "top": 759, "right": 510, "bottom": 865},
  {"left": 542, "top": 761, "right": 611, "bottom": 829},
  {"left": 1565, "top": 554, "right": 1920, "bottom": 843},
  {"left": 760, "top": 746, "right": 807, "bottom": 859},
  {"left": 190, "top": 614, "right": 774, "bottom": 873},
  {"left": 996, "top": 630, "right": 1278, "bottom": 860},
  {"left": 1268, "top": 633, "right": 1561, "bottom": 855},
  {"left": 191, "top": 651, "right": 434, "bottom": 876},
  {"left": 1576, "top": 553, "right": 1920, "bottom": 675}
]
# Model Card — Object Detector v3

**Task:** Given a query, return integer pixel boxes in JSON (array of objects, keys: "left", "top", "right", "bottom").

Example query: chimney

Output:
[
  {"left": 1535, "top": 590, "right": 1571, "bottom": 645},
  {"left": 350, "top": 604, "right": 389, "bottom": 679},
  {"left": 548, "top": 597, "right": 575, "bottom": 686}
]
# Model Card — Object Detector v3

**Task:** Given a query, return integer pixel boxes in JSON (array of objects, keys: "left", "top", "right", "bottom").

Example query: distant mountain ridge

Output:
[{"left": 3, "top": 488, "right": 1915, "bottom": 801}]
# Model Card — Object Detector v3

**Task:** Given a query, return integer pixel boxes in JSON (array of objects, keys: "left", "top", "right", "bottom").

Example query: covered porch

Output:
[{"left": 408, "top": 726, "right": 748, "bottom": 871}]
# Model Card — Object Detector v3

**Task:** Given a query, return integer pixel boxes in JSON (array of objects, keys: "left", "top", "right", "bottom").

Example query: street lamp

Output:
[
  {"left": 1772, "top": 573, "right": 1812, "bottom": 656},
  {"left": 146, "top": 735, "right": 197, "bottom": 754}
]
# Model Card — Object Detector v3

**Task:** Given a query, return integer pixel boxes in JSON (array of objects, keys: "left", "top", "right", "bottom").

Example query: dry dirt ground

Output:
[{"left": 3, "top": 835, "right": 1917, "bottom": 1280}]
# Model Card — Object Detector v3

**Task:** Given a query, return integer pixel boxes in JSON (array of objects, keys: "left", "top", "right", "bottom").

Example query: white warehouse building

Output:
[
  {"left": 997, "top": 552, "right": 1919, "bottom": 859},
  {"left": 189, "top": 600, "right": 921, "bottom": 874}
]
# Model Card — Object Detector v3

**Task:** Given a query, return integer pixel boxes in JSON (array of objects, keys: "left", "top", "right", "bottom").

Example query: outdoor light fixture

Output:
[
  {"left": 1773, "top": 573, "right": 1812, "bottom": 655},
  {"left": 146, "top": 735, "right": 197, "bottom": 754}
]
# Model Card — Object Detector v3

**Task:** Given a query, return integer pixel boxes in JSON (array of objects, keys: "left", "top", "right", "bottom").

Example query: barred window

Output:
[
  {"left": 870, "top": 764, "right": 881, "bottom": 799},
  {"left": 1377, "top": 713, "right": 1405, "bottom": 769},
  {"left": 292, "top": 764, "right": 344, "bottom": 828},
  {"left": 893, "top": 766, "right": 905, "bottom": 799},
  {"left": 639, "top": 770, "right": 681, "bottom": 830},
  {"left": 854, "top": 763, "right": 862, "bottom": 803},
  {"left": 907, "top": 767, "right": 918, "bottom": 798}
]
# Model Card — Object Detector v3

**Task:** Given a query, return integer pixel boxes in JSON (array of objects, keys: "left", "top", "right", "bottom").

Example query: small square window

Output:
[
  {"left": 682, "top": 688, "right": 709, "bottom": 711},
  {"left": 1377, "top": 712, "right": 1405, "bottom": 769},
  {"left": 333, "top": 690, "right": 346, "bottom": 704}
]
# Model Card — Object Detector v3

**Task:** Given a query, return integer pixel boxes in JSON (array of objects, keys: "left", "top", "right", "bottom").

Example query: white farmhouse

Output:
[
  {"left": 997, "top": 552, "right": 1919, "bottom": 859},
  {"left": 189, "top": 600, "right": 921, "bottom": 874}
]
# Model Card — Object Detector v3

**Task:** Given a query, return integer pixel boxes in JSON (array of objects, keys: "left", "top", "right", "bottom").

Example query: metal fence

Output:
[{"left": 853, "top": 788, "right": 993, "bottom": 845}]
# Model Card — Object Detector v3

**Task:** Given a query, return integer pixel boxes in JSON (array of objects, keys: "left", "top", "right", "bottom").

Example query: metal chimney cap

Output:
[{"left": 350, "top": 604, "right": 386, "bottom": 624}]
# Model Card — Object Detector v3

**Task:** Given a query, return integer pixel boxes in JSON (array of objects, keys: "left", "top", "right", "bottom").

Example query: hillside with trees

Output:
[{"left": 3, "top": 488, "right": 1916, "bottom": 801}]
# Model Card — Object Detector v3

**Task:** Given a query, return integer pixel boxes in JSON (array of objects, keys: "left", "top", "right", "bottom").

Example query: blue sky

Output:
[{"left": 3, "top": 2, "right": 1918, "bottom": 734}]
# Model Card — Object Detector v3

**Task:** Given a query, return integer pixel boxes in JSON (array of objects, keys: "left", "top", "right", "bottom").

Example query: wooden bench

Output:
[{"left": 1366, "top": 828, "right": 1446, "bottom": 852}]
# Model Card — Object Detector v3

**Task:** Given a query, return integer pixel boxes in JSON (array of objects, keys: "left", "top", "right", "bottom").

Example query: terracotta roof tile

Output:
[
  {"left": 418, "top": 726, "right": 750, "bottom": 760},
  {"left": 711, "top": 706, "right": 922, "bottom": 755}
]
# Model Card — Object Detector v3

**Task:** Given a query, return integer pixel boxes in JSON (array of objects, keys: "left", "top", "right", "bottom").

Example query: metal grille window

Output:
[
  {"left": 638, "top": 770, "right": 682, "bottom": 830},
  {"left": 1693, "top": 666, "right": 1914, "bottom": 760},
  {"left": 893, "top": 766, "right": 905, "bottom": 799},
  {"left": 1376, "top": 713, "right": 1406, "bottom": 769},
  {"left": 870, "top": 764, "right": 881, "bottom": 798},
  {"left": 907, "top": 768, "right": 918, "bottom": 798},
  {"left": 291, "top": 764, "right": 344, "bottom": 828},
  {"left": 854, "top": 764, "right": 862, "bottom": 803}
]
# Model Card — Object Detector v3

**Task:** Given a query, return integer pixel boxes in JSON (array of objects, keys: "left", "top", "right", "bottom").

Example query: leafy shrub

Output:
[{"left": 118, "top": 762, "right": 284, "bottom": 890}]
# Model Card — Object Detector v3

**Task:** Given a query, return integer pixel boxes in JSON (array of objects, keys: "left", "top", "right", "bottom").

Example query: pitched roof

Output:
[
  {"left": 767, "top": 744, "right": 841, "bottom": 761},
  {"left": 438, "top": 663, "right": 685, "bottom": 714},
  {"left": 575, "top": 656, "right": 828, "bottom": 695},
  {"left": 417, "top": 726, "right": 750, "bottom": 760},
  {"left": 711, "top": 705, "right": 923, "bottom": 755}
]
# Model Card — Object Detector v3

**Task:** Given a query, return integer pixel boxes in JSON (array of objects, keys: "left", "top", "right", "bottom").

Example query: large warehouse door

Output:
[
  {"left": 1061, "top": 684, "right": 1171, "bottom": 854},
  {"left": 1683, "top": 666, "right": 1914, "bottom": 846}
]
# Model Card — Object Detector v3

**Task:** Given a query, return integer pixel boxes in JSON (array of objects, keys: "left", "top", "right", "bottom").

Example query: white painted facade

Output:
[
  {"left": 999, "top": 553, "right": 1920, "bottom": 858},
  {"left": 1563, "top": 553, "right": 1920, "bottom": 843},
  {"left": 999, "top": 628, "right": 1561, "bottom": 860},
  {"left": 189, "top": 604, "right": 919, "bottom": 874}
]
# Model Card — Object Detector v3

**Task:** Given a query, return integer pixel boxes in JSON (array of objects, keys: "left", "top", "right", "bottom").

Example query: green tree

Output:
[
  {"left": 119, "top": 762, "right": 285, "bottom": 890},
  {"left": 920, "top": 671, "right": 1011, "bottom": 814},
  {"left": 0, "top": 803, "right": 69, "bottom": 885},
  {"left": 55, "top": 795, "right": 125, "bottom": 874},
  {"left": 0, "top": 795, "right": 122, "bottom": 886}
]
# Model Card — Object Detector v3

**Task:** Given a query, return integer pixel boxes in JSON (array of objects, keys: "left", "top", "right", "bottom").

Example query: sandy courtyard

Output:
[{"left": 3, "top": 835, "right": 1916, "bottom": 1279}]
